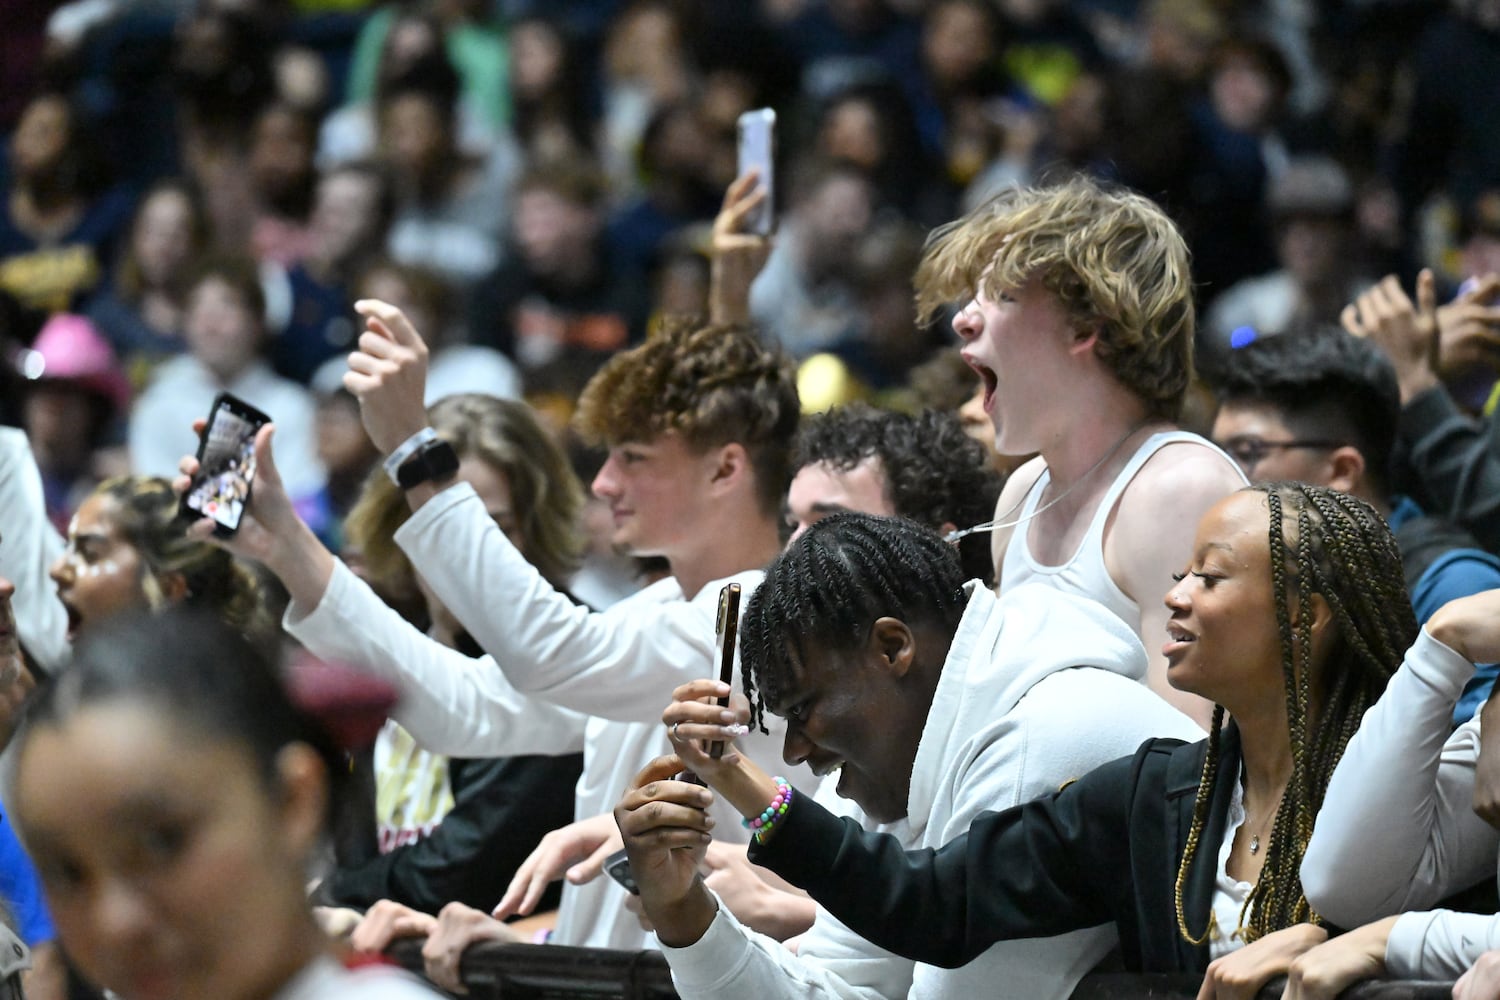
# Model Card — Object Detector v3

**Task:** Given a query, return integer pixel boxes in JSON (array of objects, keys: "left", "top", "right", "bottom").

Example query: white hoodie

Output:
[{"left": 666, "top": 581, "right": 1204, "bottom": 1000}]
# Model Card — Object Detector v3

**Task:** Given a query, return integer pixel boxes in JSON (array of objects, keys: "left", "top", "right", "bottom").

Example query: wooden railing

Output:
[{"left": 386, "top": 939, "right": 1455, "bottom": 999}]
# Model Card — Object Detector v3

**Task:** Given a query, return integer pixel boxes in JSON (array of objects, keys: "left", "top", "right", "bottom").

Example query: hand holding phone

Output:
[
  {"left": 709, "top": 583, "right": 741, "bottom": 759},
  {"left": 180, "top": 392, "right": 271, "bottom": 537},
  {"left": 736, "top": 109, "right": 776, "bottom": 237}
]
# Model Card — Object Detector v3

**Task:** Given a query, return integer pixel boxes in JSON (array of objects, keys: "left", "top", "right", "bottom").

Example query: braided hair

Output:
[
  {"left": 1174, "top": 483, "right": 1414, "bottom": 945},
  {"left": 740, "top": 512, "right": 969, "bottom": 733}
]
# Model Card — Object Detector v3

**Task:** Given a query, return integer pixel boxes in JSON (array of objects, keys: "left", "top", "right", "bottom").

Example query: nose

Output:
[
  {"left": 1164, "top": 575, "right": 1191, "bottom": 613},
  {"left": 781, "top": 724, "right": 813, "bottom": 768},
  {"left": 951, "top": 299, "right": 982, "bottom": 342},
  {"left": 49, "top": 553, "right": 72, "bottom": 588},
  {"left": 0, "top": 576, "right": 12, "bottom": 601},
  {"left": 591, "top": 455, "right": 621, "bottom": 501},
  {"left": 92, "top": 878, "right": 156, "bottom": 953}
]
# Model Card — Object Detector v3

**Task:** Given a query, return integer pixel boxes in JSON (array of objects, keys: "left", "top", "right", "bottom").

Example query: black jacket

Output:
[{"left": 749, "top": 732, "right": 1238, "bottom": 973}]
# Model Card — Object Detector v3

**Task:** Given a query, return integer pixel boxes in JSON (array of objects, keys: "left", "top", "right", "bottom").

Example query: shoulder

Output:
[{"left": 1115, "top": 437, "right": 1244, "bottom": 532}]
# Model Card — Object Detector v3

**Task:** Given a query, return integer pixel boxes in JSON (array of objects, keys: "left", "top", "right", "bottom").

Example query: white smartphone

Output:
[{"left": 737, "top": 108, "right": 777, "bottom": 236}]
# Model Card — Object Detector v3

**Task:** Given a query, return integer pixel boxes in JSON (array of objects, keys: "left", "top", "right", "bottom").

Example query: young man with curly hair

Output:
[
  {"left": 340, "top": 303, "right": 812, "bottom": 962},
  {"left": 930, "top": 176, "right": 1245, "bottom": 725},
  {"left": 786, "top": 403, "right": 1003, "bottom": 586}
]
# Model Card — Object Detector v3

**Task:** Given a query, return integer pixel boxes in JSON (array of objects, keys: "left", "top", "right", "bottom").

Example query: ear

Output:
[
  {"left": 1325, "top": 446, "right": 1366, "bottom": 494},
  {"left": 707, "top": 442, "right": 750, "bottom": 497},
  {"left": 868, "top": 617, "right": 916, "bottom": 679},
  {"left": 938, "top": 521, "right": 957, "bottom": 545},
  {"left": 272, "top": 743, "right": 330, "bottom": 861},
  {"left": 1067, "top": 322, "right": 1102, "bottom": 358}
]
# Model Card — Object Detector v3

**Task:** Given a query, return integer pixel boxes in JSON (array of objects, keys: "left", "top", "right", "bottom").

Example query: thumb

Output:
[
  {"left": 566, "top": 838, "right": 616, "bottom": 885},
  {"left": 254, "top": 424, "right": 282, "bottom": 488},
  {"left": 1417, "top": 268, "right": 1438, "bottom": 319}
]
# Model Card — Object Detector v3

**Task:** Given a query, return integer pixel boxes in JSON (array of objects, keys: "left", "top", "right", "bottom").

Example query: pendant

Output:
[{"left": 1249, "top": 835, "right": 1260, "bottom": 855}]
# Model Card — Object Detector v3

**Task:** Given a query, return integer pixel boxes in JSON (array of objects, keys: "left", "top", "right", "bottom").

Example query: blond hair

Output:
[{"left": 916, "top": 176, "right": 1195, "bottom": 419}]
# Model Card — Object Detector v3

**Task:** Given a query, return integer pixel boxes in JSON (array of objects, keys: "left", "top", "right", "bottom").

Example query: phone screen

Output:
[
  {"left": 736, "top": 108, "right": 776, "bottom": 236},
  {"left": 709, "top": 583, "right": 741, "bottom": 759},
  {"left": 182, "top": 393, "right": 269, "bottom": 535}
]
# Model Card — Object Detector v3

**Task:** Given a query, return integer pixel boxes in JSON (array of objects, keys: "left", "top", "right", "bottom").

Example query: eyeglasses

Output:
[{"left": 1217, "top": 435, "right": 1345, "bottom": 471}]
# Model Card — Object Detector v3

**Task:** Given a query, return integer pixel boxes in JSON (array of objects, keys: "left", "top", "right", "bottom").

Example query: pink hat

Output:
[{"left": 19, "top": 314, "right": 132, "bottom": 413}]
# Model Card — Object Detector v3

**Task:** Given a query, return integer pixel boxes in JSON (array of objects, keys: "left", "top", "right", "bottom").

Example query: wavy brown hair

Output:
[{"left": 346, "top": 394, "right": 586, "bottom": 594}]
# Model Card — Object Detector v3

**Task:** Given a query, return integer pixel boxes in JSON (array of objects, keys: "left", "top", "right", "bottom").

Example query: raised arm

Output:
[
  {"left": 1345, "top": 272, "right": 1500, "bottom": 552},
  {"left": 176, "top": 424, "right": 589, "bottom": 758},
  {"left": 1301, "top": 590, "right": 1500, "bottom": 926}
]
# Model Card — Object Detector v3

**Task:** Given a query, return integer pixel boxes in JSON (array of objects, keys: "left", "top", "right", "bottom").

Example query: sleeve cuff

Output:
[
  {"left": 283, "top": 557, "right": 354, "bottom": 631},
  {"left": 1385, "top": 911, "right": 1435, "bottom": 978},
  {"left": 393, "top": 480, "right": 478, "bottom": 551},
  {"left": 660, "top": 900, "right": 759, "bottom": 993}
]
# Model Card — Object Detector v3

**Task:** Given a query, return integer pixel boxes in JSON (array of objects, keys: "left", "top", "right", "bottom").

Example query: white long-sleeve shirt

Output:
[
  {"left": 663, "top": 583, "right": 1204, "bottom": 1000},
  {"left": 386, "top": 482, "right": 817, "bottom": 948},
  {"left": 1300, "top": 626, "right": 1500, "bottom": 976},
  {"left": 0, "top": 429, "right": 68, "bottom": 674}
]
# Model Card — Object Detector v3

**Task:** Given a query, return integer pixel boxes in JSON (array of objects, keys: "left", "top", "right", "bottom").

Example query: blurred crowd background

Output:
[{"left": 2, "top": 0, "right": 1498, "bottom": 548}]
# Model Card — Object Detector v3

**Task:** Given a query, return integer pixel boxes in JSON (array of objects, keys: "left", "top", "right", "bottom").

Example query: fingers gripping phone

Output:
[
  {"left": 709, "top": 582, "right": 741, "bottom": 759},
  {"left": 181, "top": 392, "right": 270, "bottom": 537},
  {"left": 608, "top": 583, "right": 744, "bottom": 895},
  {"left": 737, "top": 108, "right": 776, "bottom": 236}
]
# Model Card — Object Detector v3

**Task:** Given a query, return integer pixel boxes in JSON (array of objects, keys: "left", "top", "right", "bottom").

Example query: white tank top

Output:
[{"left": 1000, "top": 431, "right": 1243, "bottom": 628}]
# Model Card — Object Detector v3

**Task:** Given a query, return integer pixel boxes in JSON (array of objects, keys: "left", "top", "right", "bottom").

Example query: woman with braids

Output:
[
  {"left": 50, "top": 475, "right": 269, "bottom": 644},
  {"left": 618, "top": 483, "right": 1416, "bottom": 995}
]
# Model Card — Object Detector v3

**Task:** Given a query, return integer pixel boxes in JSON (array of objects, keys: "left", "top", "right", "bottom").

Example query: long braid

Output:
[
  {"left": 1242, "top": 484, "right": 1412, "bottom": 940},
  {"left": 741, "top": 513, "right": 969, "bottom": 734},
  {"left": 1176, "top": 484, "right": 1413, "bottom": 945},
  {"left": 1174, "top": 704, "right": 1227, "bottom": 945}
]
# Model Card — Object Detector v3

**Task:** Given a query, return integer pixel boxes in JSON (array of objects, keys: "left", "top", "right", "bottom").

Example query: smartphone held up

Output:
[
  {"left": 737, "top": 108, "right": 777, "bottom": 237},
  {"left": 181, "top": 392, "right": 270, "bottom": 537}
]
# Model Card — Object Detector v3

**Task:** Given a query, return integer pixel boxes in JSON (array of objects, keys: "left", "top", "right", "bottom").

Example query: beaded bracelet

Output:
[{"left": 742, "top": 776, "right": 793, "bottom": 844}]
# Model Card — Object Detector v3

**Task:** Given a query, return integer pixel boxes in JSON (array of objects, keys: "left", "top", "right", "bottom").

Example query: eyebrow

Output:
[
  {"left": 1196, "top": 541, "right": 1236, "bottom": 558},
  {"left": 809, "top": 501, "right": 851, "bottom": 516}
]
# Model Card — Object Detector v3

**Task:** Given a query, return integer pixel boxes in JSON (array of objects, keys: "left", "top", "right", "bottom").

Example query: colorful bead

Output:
[{"left": 741, "top": 777, "right": 794, "bottom": 843}]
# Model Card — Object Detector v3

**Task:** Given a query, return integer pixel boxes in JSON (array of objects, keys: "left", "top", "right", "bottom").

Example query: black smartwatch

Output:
[{"left": 395, "top": 438, "right": 460, "bottom": 490}]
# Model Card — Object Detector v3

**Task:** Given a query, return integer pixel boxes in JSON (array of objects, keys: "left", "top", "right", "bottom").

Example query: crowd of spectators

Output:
[{"left": 1, "top": 1, "right": 1500, "bottom": 1000}]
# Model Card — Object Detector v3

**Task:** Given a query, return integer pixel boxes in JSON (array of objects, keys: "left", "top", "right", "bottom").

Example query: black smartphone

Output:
[
  {"left": 180, "top": 392, "right": 270, "bottom": 537},
  {"left": 604, "top": 847, "right": 639, "bottom": 895},
  {"left": 709, "top": 583, "right": 741, "bottom": 759},
  {"left": 736, "top": 108, "right": 776, "bottom": 236}
]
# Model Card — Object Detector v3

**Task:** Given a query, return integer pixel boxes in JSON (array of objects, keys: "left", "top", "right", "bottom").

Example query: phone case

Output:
[
  {"left": 737, "top": 108, "right": 776, "bottom": 237},
  {"left": 181, "top": 392, "right": 271, "bottom": 538}
]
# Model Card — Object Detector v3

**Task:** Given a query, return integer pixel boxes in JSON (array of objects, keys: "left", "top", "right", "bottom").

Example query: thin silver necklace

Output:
[{"left": 945, "top": 419, "right": 1153, "bottom": 543}]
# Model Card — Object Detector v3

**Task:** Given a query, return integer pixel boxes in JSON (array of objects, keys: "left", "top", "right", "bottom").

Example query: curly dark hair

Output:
[
  {"left": 573, "top": 317, "right": 800, "bottom": 518},
  {"left": 793, "top": 404, "right": 1002, "bottom": 584},
  {"left": 740, "top": 512, "right": 970, "bottom": 734}
]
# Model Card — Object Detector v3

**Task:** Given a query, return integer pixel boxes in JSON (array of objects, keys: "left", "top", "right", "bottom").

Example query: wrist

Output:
[
  {"left": 1397, "top": 365, "right": 1439, "bottom": 405},
  {"left": 647, "top": 878, "right": 719, "bottom": 948}
]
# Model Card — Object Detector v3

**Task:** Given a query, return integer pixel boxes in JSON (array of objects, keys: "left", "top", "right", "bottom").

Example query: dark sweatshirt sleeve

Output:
[
  {"left": 1398, "top": 386, "right": 1500, "bottom": 552},
  {"left": 748, "top": 753, "right": 1134, "bottom": 969},
  {"left": 325, "top": 752, "right": 582, "bottom": 913}
]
